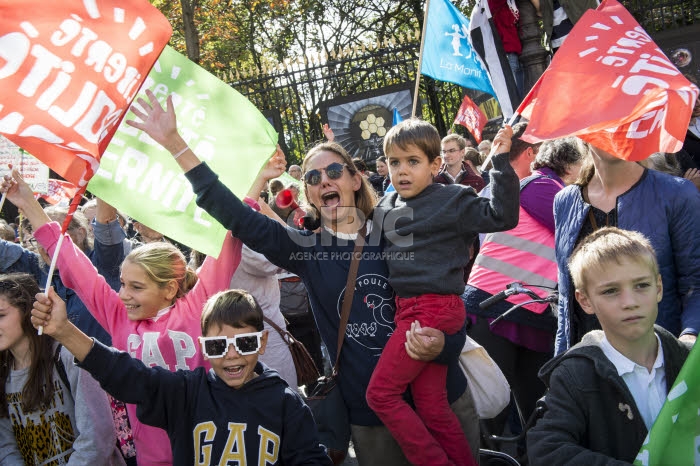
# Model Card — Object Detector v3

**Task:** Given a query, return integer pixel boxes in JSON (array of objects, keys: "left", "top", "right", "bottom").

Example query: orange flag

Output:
[
  {"left": 0, "top": 0, "right": 172, "bottom": 186},
  {"left": 518, "top": 0, "right": 698, "bottom": 161},
  {"left": 454, "top": 95, "right": 488, "bottom": 143}
]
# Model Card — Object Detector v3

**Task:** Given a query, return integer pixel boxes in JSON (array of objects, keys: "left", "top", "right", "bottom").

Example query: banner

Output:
[
  {"left": 0, "top": 137, "right": 49, "bottom": 194},
  {"left": 519, "top": 0, "right": 699, "bottom": 161},
  {"left": 454, "top": 94, "right": 488, "bottom": 143},
  {"left": 421, "top": 0, "right": 496, "bottom": 97},
  {"left": 635, "top": 343, "right": 700, "bottom": 466},
  {"left": 0, "top": 0, "right": 171, "bottom": 186},
  {"left": 469, "top": 0, "right": 521, "bottom": 118},
  {"left": 36, "top": 179, "right": 78, "bottom": 206},
  {"left": 88, "top": 46, "right": 278, "bottom": 257}
]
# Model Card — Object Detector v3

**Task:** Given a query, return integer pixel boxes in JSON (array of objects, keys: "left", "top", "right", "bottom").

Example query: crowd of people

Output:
[{"left": 0, "top": 80, "right": 698, "bottom": 466}]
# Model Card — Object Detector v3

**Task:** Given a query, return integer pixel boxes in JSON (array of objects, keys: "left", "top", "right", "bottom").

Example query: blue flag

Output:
[
  {"left": 421, "top": 0, "right": 495, "bottom": 97},
  {"left": 392, "top": 107, "right": 403, "bottom": 125}
]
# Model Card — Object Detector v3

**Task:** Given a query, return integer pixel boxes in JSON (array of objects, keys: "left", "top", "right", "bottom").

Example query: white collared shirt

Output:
[
  {"left": 600, "top": 334, "right": 666, "bottom": 430},
  {"left": 443, "top": 167, "right": 465, "bottom": 184}
]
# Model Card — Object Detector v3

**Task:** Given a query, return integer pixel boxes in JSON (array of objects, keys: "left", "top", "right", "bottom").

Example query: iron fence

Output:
[{"left": 226, "top": 0, "right": 697, "bottom": 165}]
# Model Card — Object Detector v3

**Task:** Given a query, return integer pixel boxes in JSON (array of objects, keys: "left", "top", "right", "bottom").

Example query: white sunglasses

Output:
[{"left": 199, "top": 332, "right": 263, "bottom": 358}]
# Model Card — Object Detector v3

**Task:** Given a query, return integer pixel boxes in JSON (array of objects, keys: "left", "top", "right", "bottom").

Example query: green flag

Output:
[
  {"left": 635, "top": 342, "right": 700, "bottom": 466},
  {"left": 88, "top": 46, "right": 278, "bottom": 257}
]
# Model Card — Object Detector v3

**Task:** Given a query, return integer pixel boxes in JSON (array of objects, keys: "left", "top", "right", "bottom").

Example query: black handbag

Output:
[{"left": 306, "top": 225, "right": 366, "bottom": 465}]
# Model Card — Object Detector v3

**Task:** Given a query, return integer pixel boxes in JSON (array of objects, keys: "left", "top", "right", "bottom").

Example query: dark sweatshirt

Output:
[
  {"left": 80, "top": 341, "right": 331, "bottom": 466},
  {"left": 374, "top": 151, "right": 519, "bottom": 297}
]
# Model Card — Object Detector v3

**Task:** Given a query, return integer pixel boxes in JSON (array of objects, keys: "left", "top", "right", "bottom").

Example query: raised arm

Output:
[
  {"left": 126, "top": 90, "right": 314, "bottom": 274},
  {"left": 459, "top": 126, "right": 520, "bottom": 235},
  {"left": 32, "top": 288, "right": 184, "bottom": 431}
]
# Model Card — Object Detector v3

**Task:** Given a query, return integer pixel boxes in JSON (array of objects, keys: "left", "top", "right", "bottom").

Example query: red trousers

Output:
[{"left": 366, "top": 294, "right": 475, "bottom": 466}]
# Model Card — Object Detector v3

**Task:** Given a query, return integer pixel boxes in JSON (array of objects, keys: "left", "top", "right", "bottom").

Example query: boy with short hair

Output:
[
  {"left": 366, "top": 118, "right": 520, "bottom": 465},
  {"left": 527, "top": 227, "right": 692, "bottom": 464},
  {"left": 32, "top": 288, "right": 331, "bottom": 466}
]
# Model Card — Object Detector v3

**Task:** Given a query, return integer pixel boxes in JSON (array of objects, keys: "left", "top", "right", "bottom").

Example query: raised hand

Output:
[
  {"left": 492, "top": 125, "right": 513, "bottom": 155},
  {"left": 126, "top": 89, "right": 183, "bottom": 153},
  {"left": 1, "top": 168, "right": 38, "bottom": 210},
  {"left": 31, "top": 287, "right": 69, "bottom": 337},
  {"left": 322, "top": 123, "right": 335, "bottom": 142},
  {"left": 246, "top": 146, "right": 287, "bottom": 200},
  {"left": 259, "top": 145, "right": 288, "bottom": 182}
]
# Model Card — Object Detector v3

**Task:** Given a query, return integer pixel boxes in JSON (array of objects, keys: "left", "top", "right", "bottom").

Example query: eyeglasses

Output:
[
  {"left": 303, "top": 162, "right": 347, "bottom": 186},
  {"left": 199, "top": 332, "right": 264, "bottom": 358},
  {"left": 441, "top": 148, "right": 461, "bottom": 155}
]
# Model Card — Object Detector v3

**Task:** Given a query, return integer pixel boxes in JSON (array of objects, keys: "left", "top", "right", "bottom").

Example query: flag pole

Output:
[
  {"left": 412, "top": 0, "right": 432, "bottom": 118},
  {"left": 37, "top": 184, "right": 85, "bottom": 335}
]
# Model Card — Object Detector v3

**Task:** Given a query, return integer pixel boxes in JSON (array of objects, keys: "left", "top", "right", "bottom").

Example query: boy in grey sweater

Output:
[{"left": 366, "top": 119, "right": 519, "bottom": 465}]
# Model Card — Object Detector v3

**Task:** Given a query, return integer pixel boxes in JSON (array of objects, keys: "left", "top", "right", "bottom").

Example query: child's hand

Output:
[
  {"left": 259, "top": 146, "right": 287, "bottom": 182},
  {"left": 126, "top": 90, "right": 182, "bottom": 153},
  {"left": 492, "top": 125, "right": 514, "bottom": 155},
  {"left": 31, "top": 287, "right": 69, "bottom": 337},
  {"left": 1, "top": 168, "right": 36, "bottom": 210}
]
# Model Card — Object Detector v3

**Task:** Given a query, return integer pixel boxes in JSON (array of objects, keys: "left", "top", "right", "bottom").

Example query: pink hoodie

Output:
[{"left": 35, "top": 222, "right": 242, "bottom": 466}]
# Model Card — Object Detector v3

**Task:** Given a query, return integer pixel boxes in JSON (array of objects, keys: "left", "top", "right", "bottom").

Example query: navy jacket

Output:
[
  {"left": 81, "top": 341, "right": 331, "bottom": 466},
  {"left": 553, "top": 169, "right": 700, "bottom": 354}
]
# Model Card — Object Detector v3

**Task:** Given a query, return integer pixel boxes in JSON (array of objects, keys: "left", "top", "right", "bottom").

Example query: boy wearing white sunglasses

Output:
[{"left": 31, "top": 287, "right": 332, "bottom": 466}]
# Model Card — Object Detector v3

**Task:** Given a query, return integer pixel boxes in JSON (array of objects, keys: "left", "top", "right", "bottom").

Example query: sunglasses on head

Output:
[
  {"left": 199, "top": 332, "right": 263, "bottom": 358},
  {"left": 303, "top": 162, "right": 347, "bottom": 186}
]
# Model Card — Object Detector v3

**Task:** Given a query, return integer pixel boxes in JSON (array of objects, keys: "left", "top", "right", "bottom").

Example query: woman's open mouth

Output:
[{"left": 321, "top": 192, "right": 341, "bottom": 207}]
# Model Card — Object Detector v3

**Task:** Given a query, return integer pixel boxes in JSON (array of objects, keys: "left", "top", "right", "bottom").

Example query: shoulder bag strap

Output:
[
  {"left": 54, "top": 344, "right": 71, "bottom": 397},
  {"left": 332, "top": 224, "right": 367, "bottom": 375},
  {"left": 263, "top": 315, "right": 288, "bottom": 340}
]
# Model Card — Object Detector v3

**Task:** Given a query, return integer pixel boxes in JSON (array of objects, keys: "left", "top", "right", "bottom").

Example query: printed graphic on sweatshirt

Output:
[
  {"left": 6, "top": 380, "right": 75, "bottom": 465},
  {"left": 340, "top": 273, "right": 395, "bottom": 355}
]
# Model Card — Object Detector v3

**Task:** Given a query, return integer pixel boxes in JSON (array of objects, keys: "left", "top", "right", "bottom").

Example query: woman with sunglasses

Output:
[
  {"left": 0, "top": 170, "right": 243, "bottom": 466},
  {"left": 126, "top": 90, "right": 480, "bottom": 465}
]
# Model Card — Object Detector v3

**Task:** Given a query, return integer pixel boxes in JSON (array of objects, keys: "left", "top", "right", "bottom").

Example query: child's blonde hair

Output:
[
  {"left": 568, "top": 227, "right": 659, "bottom": 293},
  {"left": 383, "top": 118, "right": 441, "bottom": 163},
  {"left": 123, "top": 242, "right": 198, "bottom": 300}
]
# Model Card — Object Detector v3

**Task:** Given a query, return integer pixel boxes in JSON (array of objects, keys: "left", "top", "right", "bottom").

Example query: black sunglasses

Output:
[
  {"left": 199, "top": 333, "right": 263, "bottom": 358},
  {"left": 303, "top": 162, "right": 347, "bottom": 186}
]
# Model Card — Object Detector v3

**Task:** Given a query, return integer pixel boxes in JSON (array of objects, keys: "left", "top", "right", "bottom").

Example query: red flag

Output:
[
  {"left": 454, "top": 95, "right": 488, "bottom": 143},
  {"left": 518, "top": 0, "right": 699, "bottom": 161},
  {"left": 0, "top": 0, "right": 172, "bottom": 186},
  {"left": 35, "top": 179, "right": 78, "bottom": 206}
]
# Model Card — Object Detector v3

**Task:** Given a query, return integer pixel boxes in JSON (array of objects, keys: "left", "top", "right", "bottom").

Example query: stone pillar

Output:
[{"left": 517, "top": 0, "right": 549, "bottom": 95}]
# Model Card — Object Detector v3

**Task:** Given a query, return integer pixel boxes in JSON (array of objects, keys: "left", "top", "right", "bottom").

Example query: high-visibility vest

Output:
[{"left": 468, "top": 175, "right": 562, "bottom": 314}]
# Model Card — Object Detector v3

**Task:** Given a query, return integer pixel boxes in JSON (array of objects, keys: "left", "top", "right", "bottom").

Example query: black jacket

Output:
[{"left": 527, "top": 326, "right": 691, "bottom": 465}]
